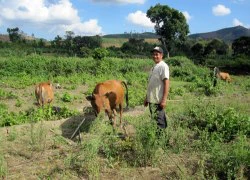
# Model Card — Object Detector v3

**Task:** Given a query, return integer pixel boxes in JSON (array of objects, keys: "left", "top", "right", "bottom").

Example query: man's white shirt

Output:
[{"left": 147, "top": 60, "right": 169, "bottom": 104}]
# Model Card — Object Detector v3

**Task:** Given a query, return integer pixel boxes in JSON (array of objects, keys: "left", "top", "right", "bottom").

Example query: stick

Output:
[{"left": 70, "top": 118, "right": 86, "bottom": 140}]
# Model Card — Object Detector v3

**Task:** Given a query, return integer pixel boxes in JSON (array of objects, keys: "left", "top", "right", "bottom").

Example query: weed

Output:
[
  {"left": 0, "top": 153, "right": 7, "bottom": 179},
  {"left": 7, "top": 127, "right": 18, "bottom": 141},
  {"left": 29, "top": 121, "right": 48, "bottom": 151},
  {"left": 208, "top": 134, "right": 250, "bottom": 179},
  {"left": 15, "top": 98, "right": 22, "bottom": 107},
  {"left": 61, "top": 92, "right": 72, "bottom": 102}
]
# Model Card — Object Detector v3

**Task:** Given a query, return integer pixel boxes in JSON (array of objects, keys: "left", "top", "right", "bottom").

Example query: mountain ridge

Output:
[
  {"left": 1, "top": 26, "right": 249, "bottom": 42},
  {"left": 188, "top": 26, "right": 250, "bottom": 42},
  {"left": 102, "top": 26, "right": 250, "bottom": 43}
]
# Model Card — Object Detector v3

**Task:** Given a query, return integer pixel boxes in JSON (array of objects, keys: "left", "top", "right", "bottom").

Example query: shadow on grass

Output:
[
  {"left": 60, "top": 106, "right": 133, "bottom": 142},
  {"left": 60, "top": 106, "right": 96, "bottom": 140}
]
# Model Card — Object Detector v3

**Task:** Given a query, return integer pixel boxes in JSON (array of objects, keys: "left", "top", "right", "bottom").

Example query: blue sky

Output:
[{"left": 0, "top": 0, "right": 249, "bottom": 40}]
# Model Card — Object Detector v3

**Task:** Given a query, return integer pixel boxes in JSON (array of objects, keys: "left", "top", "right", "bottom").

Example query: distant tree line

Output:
[{"left": 1, "top": 3, "right": 250, "bottom": 74}]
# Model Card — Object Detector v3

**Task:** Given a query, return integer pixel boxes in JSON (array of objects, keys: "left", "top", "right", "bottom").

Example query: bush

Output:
[
  {"left": 92, "top": 48, "right": 109, "bottom": 60},
  {"left": 186, "top": 102, "right": 250, "bottom": 142}
]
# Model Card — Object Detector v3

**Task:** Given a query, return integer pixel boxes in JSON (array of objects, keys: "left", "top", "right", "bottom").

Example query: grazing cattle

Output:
[
  {"left": 35, "top": 81, "right": 54, "bottom": 106},
  {"left": 86, "top": 80, "right": 128, "bottom": 128},
  {"left": 214, "top": 67, "right": 232, "bottom": 82}
]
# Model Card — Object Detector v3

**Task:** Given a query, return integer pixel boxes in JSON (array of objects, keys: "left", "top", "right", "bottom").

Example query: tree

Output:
[
  {"left": 92, "top": 47, "right": 109, "bottom": 60},
  {"left": 7, "top": 27, "right": 21, "bottom": 42},
  {"left": 232, "top": 36, "right": 250, "bottom": 56},
  {"left": 147, "top": 4, "right": 189, "bottom": 58},
  {"left": 72, "top": 35, "right": 102, "bottom": 57},
  {"left": 38, "top": 38, "right": 46, "bottom": 47},
  {"left": 53, "top": 35, "right": 63, "bottom": 48},
  {"left": 191, "top": 42, "right": 205, "bottom": 64},
  {"left": 121, "top": 38, "right": 155, "bottom": 57},
  {"left": 204, "top": 39, "right": 229, "bottom": 57},
  {"left": 64, "top": 31, "right": 75, "bottom": 55}
]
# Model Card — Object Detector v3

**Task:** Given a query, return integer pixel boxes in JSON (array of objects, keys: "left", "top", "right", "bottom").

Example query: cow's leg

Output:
[
  {"left": 107, "top": 110, "right": 115, "bottom": 127},
  {"left": 119, "top": 104, "right": 123, "bottom": 129},
  {"left": 112, "top": 109, "right": 117, "bottom": 128}
]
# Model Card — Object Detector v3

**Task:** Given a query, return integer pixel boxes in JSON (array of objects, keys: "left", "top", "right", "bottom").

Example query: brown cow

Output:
[
  {"left": 86, "top": 80, "right": 128, "bottom": 128},
  {"left": 214, "top": 67, "right": 232, "bottom": 82},
  {"left": 35, "top": 81, "right": 54, "bottom": 106}
]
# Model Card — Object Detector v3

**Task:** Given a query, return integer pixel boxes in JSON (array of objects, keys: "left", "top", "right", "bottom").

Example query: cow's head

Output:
[{"left": 86, "top": 93, "right": 111, "bottom": 116}]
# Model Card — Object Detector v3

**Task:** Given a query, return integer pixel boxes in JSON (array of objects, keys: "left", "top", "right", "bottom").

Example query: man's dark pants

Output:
[{"left": 149, "top": 103, "right": 167, "bottom": 129}]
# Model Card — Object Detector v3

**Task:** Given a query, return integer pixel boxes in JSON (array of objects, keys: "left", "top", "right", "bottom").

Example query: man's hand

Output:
[{"left": 160, "top": 100, "right": 166, "bottom": 109}]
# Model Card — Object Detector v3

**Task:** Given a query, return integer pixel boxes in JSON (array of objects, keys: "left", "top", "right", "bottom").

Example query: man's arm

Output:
[{"left": 160, "top": 78, "right": 169, "bottom": 109}]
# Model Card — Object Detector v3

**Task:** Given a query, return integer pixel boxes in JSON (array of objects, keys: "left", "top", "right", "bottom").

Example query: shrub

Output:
[
  {"left": 186, "top": 102, "right": 250, "bottom": 142},
  {"left": 61, "top": 92, "right": 73, "bottom": 102},
  {"left": 92, "top": 48, "right": 109, "bottom": 60}
]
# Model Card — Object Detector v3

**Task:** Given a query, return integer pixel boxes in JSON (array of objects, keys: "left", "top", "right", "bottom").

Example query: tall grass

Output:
[{"left": 0, "top": 152, "right": 7, "bottom": 179}]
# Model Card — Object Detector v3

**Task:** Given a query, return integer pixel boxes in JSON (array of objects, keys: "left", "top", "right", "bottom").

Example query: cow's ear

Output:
[{"left": 86, "top": 95, "right": 95, "bottom": 101}]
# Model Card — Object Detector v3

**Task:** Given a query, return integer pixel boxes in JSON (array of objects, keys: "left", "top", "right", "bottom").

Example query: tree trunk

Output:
[{"left": 166, "top": 51, "right": 170, "bottom": 59}]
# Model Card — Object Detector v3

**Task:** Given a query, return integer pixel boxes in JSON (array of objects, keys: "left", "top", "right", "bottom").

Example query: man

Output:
[{"left": 144, "top": 46, "right": 170, "bottom": 129}]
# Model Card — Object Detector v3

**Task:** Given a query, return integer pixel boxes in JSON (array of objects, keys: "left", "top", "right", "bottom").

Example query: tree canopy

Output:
[
  {"left": 232, "top": 36, "right": 250, "bottom": 57},
  {"left": 7, "top": 27, "right": 22, "bottom": 42},
  {"left": 147, "top": 3, "right": 189, "bottom": 58}
]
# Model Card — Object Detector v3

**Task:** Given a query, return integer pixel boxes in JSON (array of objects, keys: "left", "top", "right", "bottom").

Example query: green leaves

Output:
[{"left": 147, "top": 4, "right": 189, "bottom": 55}]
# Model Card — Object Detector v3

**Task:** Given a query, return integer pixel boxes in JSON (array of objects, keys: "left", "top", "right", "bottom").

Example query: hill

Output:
[
  {"left": 0, "top": 34, "right": 10, "bottom": 42},
  {"left": 103, "top": 26, "right": 250, "bottom": 43},
  {"left": 103, "top": 32, "right": 159, "bottom": 39},
  {"left": 1, "top": 26, "right": 250, "bottom": 44},
  {"left": 189, "top": 26, "right": 250, "bottom": 42},
  {"left": 0, "top": 34, "right": 36, "bottom": 42}
]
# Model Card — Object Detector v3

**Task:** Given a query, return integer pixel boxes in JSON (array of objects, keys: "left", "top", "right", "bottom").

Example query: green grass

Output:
[{"left": 0, "top": 53, "right": 249, "bottom": 179}]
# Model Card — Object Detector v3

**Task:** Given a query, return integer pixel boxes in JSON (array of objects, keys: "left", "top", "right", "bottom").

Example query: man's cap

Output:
[{"left": 151, "top": 46, "right": 163, "bottom": 54}]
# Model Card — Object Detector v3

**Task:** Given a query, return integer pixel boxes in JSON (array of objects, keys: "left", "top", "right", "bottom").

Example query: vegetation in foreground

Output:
[{"left": 0, "top": 53, "right": 250, "bottom": 179}]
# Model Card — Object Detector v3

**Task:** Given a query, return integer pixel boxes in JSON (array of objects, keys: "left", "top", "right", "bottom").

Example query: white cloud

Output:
[
  {"left": 233, "top": 18, "right": 244, "bottom": 26},
  {"left": 126, "top": 11, "right": 155, "bottom": 28},
  {"left": 0, "top": 0, "right": 102, "bottom": 37},
  {"left": 182, "top": 11, "right": 192, "bottom": 23},
  {"left": 232, "top": 18, "right": 250, "bottom": 28},
  {"left": 91, "top": 0, "right": 145, "bottom": 4},
  {"left": 212, "top": 4, "right": 231, "bottom": 16},
  {"left": 52, "top": 19, "right": 102, "bottom": 36},
  {"left": 232, "top": 0, "right": 245, "bottom": 4}
]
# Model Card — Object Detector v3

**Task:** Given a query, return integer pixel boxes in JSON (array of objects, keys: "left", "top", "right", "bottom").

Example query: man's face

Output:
[{"left": 152, "top": 51, "right": 163, "bottom": 63}]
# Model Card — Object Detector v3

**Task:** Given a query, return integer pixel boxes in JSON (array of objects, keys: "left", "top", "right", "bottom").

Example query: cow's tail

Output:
[
  {"left": 35, "top": 85, "right": 40, "bottom": 104},
  {"left": 41, "top": 86, "right": 46, "bottom": 106},
  {"left": 121, "top": 81, "right": 129, "bottom": 108}
]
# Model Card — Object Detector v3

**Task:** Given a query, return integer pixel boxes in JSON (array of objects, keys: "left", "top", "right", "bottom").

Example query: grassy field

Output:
[
  {"left": 0, "top": 54, "right": 249, "bottom": 179},
  {"left": 102, "top": 37, "right": 159, "bottom": 47}
]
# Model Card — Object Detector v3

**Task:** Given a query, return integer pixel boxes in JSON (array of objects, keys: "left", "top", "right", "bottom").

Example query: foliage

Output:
[
  {"left": 80, "top": 47, "right": 92, "bottom": 58},
  {"left": 147, "top": 3, "right": 189, "bottom": 57},
  {"left": 191, "top": 42, "right": 204, "bottom": 61},
  {"left": 186, "top": 102, "right": 250, "bottom": 142},
  {"left": 0, "top": 105, "right": 79, "bottom": 127},
  {"left": 0, "top": 89, "right": 17, "bottom": 99},
  {"left": 7, "top": 27, "right": 22, "bottom": 42},
  {"left": 0, "top": 152, "right": 7, "bottom": 179},
  {"left": 232, "top": 36, "right": 250, "bottom": 56},
  {"left": 133, "top": 119, "right": 159, "bottom": 166},
  {"left": 168, "top": 56, "right": 211, "bottom": 82},
  {"left": 208, "top": 135, "right": 250, "bottom": 179},
  {"left": 0, "top": 50, "right": 250, "bottom": 178},
  {"left": 121, "top": 38, "right": 155, "bottom": 57},
  {"left": 204, "top": 39, "right": 229, "bottom": 56},
  {"left": 72, "top": 35, "right": 102, "bottom": 57},
  {"left": 92, "top": 47, "right": 109, "bottom": 60},
  {"left": 61, "top": 92, "right": 73, "bottom": 102}
]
